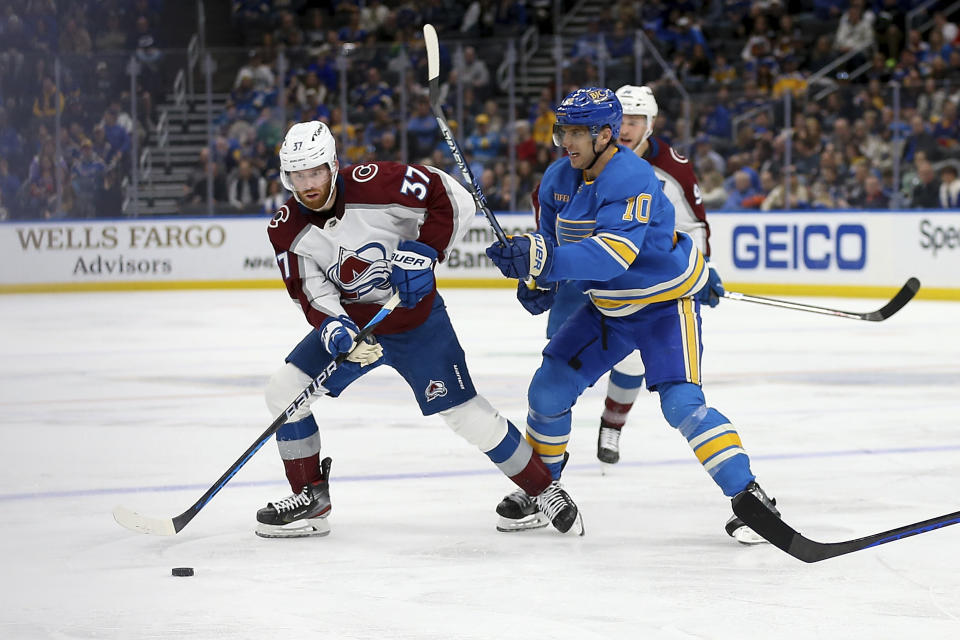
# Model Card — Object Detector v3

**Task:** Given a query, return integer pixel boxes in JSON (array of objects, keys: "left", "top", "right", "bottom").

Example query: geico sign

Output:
[{"left": 732, "top": 223, "right": 866, "bottom": 270}]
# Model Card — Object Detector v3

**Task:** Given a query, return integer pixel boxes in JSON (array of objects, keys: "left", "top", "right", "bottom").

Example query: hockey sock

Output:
[
  {"left": 658, "top": 381, "right": 755, "bottom": 497},
  {"left": 601, "top": 370, "right": 644, "bottom": 428},
  {"left": 484, "top": 421, "right": 552, "bottom": 495},
  {"left": 525, "top": 406, "right": 571, "bottom": 480},
  {"left": 276, "top": 413, "right": 323, "bottom": 492}
]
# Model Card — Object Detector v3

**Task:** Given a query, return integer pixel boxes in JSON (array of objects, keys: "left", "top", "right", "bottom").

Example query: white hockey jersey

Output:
[{"left": 268, "top": 161, "right": 476, "bottom": 333}]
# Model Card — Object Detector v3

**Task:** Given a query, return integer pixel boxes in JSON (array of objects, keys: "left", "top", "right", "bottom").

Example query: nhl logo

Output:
[{"left": 424, "top": 380, "right": 448, "bottom": 402}]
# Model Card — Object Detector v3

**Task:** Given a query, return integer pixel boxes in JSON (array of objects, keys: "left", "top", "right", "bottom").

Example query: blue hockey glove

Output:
[
  {"left": 485, "top": 233, "right": 555, "bottom": 281},
  {"left": 319, "top": 315, "right": 383, "bottom": 366},
  {"left": 516, "top": 280, "right": 558, "bottom": 315},
  {"left": 695, "top": 266, "right": 724, "bottom": 308},
  {"left": 390, "top": 240, "right": 438, "bottom": 308}
]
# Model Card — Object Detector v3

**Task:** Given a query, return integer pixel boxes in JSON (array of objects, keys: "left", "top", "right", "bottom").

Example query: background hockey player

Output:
[
  {"left": 485, "top": 88, "right": 778, "bottom": 543},
  {"left": 548, "top": 85, "right": 725, "bottom": 466},
  {"left": 257, "top": 120, "right": 581, "bottom": 538}
]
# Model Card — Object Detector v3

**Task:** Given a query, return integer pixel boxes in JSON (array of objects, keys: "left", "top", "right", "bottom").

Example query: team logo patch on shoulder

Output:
[
  {"left": 268, "top": 205, "right": 290, "bottom": 228},
  {"left": 424, "top": 380, "right": 448, "bottom": 401},
  {"left": 554, "top": 192, "right": 570, "bottom": 202},
  {"left": 351, "top": 164, "right": 379, "bottom": 182}
]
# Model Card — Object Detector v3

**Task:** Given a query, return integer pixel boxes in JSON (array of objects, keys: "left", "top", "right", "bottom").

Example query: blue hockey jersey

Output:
[{"left": 537, "top": 145, "right": 708, "bottom": 316}]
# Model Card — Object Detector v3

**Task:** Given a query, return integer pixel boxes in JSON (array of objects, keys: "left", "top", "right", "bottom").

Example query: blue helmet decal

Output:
[{"left": 555, "top": 87, "right": 622, "bottom": 140}]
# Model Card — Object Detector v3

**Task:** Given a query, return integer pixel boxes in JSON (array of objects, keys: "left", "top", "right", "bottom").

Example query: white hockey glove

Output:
[{"left": 319, "top": 315, "right": 383, "bottom": 366}]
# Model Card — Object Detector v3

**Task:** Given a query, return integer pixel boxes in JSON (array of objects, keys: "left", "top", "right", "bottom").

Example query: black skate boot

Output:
[
  {"left": 597, "top": 424, "right": 622, "bottom": 464},
  {"left": 496, "top": 489, "right": 550, "bottom": 532},
  {"left": 535, "top": 480, "right": 584, "bottom": 535},
  {"left": 725, "top": 481, "right": 778, "bottom": 545},
  {"left": 496, "top": 452, "right": 569, "bottom": 532},
  {"left": 256, "top": 457, "right": 332, "bottom": 538}
]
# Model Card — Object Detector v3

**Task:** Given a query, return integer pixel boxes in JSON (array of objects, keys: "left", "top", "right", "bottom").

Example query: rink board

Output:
[{"left": 1, "top": 210, "right": 957, "bottom": 298}]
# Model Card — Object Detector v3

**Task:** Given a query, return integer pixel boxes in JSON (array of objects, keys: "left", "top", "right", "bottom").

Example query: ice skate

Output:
[
  {"left": 535, "top": 481, "right": 584, "bottom": 535},
  {"left": 256, "top": 457, "right": 332, "bottom": 538},
  {"left": 597, "top": 424, "right": 622, "bottom": 464},
  {"left": 726, "top": 481, "right": 778, "bottom": 545},
  {"left": 496, "top": 489, "right": 550, "bottom": 532},
  {"left": 496, "top": 452, "right": 572, "bottom": 532}
]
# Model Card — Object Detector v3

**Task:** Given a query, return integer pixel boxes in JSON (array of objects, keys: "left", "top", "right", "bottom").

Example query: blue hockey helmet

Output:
[{"left": 553, "top": 87, "right": 622, "bottom": 146}]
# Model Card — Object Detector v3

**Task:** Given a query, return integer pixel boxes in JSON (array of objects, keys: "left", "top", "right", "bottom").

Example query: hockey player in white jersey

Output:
[{"left": 256, "top": 121, "right": 581, "bottom": 538}]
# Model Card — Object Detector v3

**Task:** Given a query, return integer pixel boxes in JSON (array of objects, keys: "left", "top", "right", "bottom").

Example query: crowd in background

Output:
[
  {"left": 0, "top": 0, "right": 169, "bottom": 220},
  {"left": 1, "top": 0, "right": 960, "bottom": 220}
]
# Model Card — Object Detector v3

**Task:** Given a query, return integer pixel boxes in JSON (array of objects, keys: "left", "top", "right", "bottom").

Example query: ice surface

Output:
[{"left": 1, "top": 288, "right": 959, "bottom": 639}]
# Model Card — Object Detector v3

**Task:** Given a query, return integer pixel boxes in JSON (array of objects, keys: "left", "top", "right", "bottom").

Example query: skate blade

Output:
[
  {"left": 255, "top": 517, "right": 331, "bottom": 539},
  {"left": 563, "top": 512, "right": 585, "bottom": 537},
  {"left": 729, "top": 524, "right": 768, "bottom": 545},
  {"left": 496, "top": 513, "right": 550, "bottom": 532}
]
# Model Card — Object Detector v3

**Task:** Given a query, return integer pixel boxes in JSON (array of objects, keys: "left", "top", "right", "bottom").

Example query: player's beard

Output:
[{"left": 299, "top": 182, "right": 336, "bottom": 212}]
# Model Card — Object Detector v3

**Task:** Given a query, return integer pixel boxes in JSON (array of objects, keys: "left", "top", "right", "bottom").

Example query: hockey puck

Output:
[{"left": 171, "top": 567, "right": 194, "bottom": 577}]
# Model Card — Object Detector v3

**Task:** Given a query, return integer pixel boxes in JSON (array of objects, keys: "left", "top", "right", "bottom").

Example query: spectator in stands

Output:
[
  {"left": 460, "top": 46, "right": 491, "bottom": 101},
  {"left": 700, "top": 168, "right": 727, "bottom": 210},
  {"left": 843, "top": 157, "right": 871, "bottom": 205},
  {"left": 71, "top": 139, "right": 105, "bottom": 218},
  {"left": 940, "top": 165, "right": 960, "bottom": 208},
  {"left": 861, "top": 174, "right": 889, "bottom": 208},
  {"left": 235, "top": 49, "right": 276, "bottom": 94},
  {"left": 32, "top": 76, "right": 64, "bottom": 129},
  {"left": 406, "top": 98, "right": 438, "bottom": 161},
  {"left": 465, "top": 113, "right": 503, "bottom": 171},
  {"left": 262, "top": 177, "right": 289, "bottom": 214},
  {"left": 350, "top": 67, "right": 393, "bottom": 123},
  {"left": 723, "top": 170, "right": 763, "bottom": 210},
  {"left": 710, "top": 54, "right": 737, "bottom": 86},
  {"left": 0, "top": 107, "right": 23, "bottom": 168},
  {"left": 932, "top": 100, "right": 959, "bottom": 155},
  {"left": 531, "top": 97, "right": 556, "bottom": 147},
  {"left": 762, "top": 172, "right": 811, "bottom": 210},
  {"left": 95, "top": 11, "right": 127, "bottom": 51},
  {"left": 514, "top": 119, "right": 537, "bottom": 163},
  {"left": 834, "top": 2, "right": 875, "bottom": 55},
  {"left": 231, "top": 73, "right": 263, "bottom": 122},
  {"left": 910, "top": 160, "right": 941, "bottom": 208},
  {"left": 568, "top": 20, "right": 606, "bottom": 70},
  {"left": 694, "top": 136, "right": 726, "bottom": 176},
  {"left": 228, "top": 159, "right": 267, "bottom": 211},
  {"left": 100, "top": 108, "right": 130, "bottom": 169}
]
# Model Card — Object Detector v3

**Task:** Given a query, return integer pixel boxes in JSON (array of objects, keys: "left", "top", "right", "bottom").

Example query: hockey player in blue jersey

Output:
[{"left": 485, "top": 87, "right": 780, "bottom": 543}]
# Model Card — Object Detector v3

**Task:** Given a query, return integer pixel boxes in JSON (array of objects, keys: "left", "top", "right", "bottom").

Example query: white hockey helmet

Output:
[
  {"left": 615, "top": 85, "right": 658, "bottom": 145},
  {"left": 279, "top": 120, "right": 339, "bottom": 210}
]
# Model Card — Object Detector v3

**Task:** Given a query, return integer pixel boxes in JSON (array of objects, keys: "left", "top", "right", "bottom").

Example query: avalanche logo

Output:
[
  {"left": 327, "top": 242, "right": 392, "bottom": 299},
  {"left": 425, "top": 380, "right": 448, "bottom": 401}
]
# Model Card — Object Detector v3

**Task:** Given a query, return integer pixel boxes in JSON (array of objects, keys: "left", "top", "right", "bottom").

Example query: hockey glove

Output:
[
  {"left": 695, "top": 266, "right": 724, "bottom": 308},
  {"left": 319, "top": 315, "right": 383, "bottom": 366},
  {"left": 390, "top": 240, "right": 438, "bottom": 308},
  {"left": 485, "top": 233, "right": 555, "bottom": 281},
  {"left": 516, "top": 280, "right": 557, "bottom": 315}
]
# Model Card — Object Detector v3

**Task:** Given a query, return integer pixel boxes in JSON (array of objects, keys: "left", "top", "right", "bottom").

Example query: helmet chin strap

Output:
[{"left": 583, "top": 135, "right": 614, "bottom": 172}]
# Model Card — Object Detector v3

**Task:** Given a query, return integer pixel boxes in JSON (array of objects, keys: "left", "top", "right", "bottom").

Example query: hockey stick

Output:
[
  {"left": 732, "top": 491, "right": 960, "bottom": 563},
  {"left": 423, "top": 24, "right": 508, "bottom": 246},
  {"left": 722, "top": 277, "right": 920, "bottom": 321},
  {"left": 112, "top": 292, "right": 402, "bottom": 536}
]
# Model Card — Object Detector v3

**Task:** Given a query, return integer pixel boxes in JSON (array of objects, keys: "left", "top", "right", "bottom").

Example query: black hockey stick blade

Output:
[
  {"left": 723, "top": 277, "right": 920, "bottom": 321},
  {"left": 732, "top": 491, "right": 960, "bottom": 563},
  {"left": 113, "top": 293, "right": 402, "bottom": 536}
]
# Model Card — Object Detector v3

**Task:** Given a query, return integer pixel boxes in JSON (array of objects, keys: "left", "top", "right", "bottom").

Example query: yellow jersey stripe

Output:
[
  {"left": 526, "top": 435, "right": 568, "bottom": 457},
  {"left": 703, "top": 447, "right": 746, "bottom": 473},
  {"left": 681, "top": 297, "right": 700, "bottom": 384},
  {"left": 694, "top": 432, "right": 743, "bottom": 464}
]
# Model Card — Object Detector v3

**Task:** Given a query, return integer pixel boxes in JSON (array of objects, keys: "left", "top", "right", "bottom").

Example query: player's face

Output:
[
  {"left": 289, "top": 165, "right": 334, "bottom": 210},
  {"left": 619, "top": 115, "right": 649, "bottom": 149},
  {"left": 557, "top": 125, "right": 596, "bottom": 169}
]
